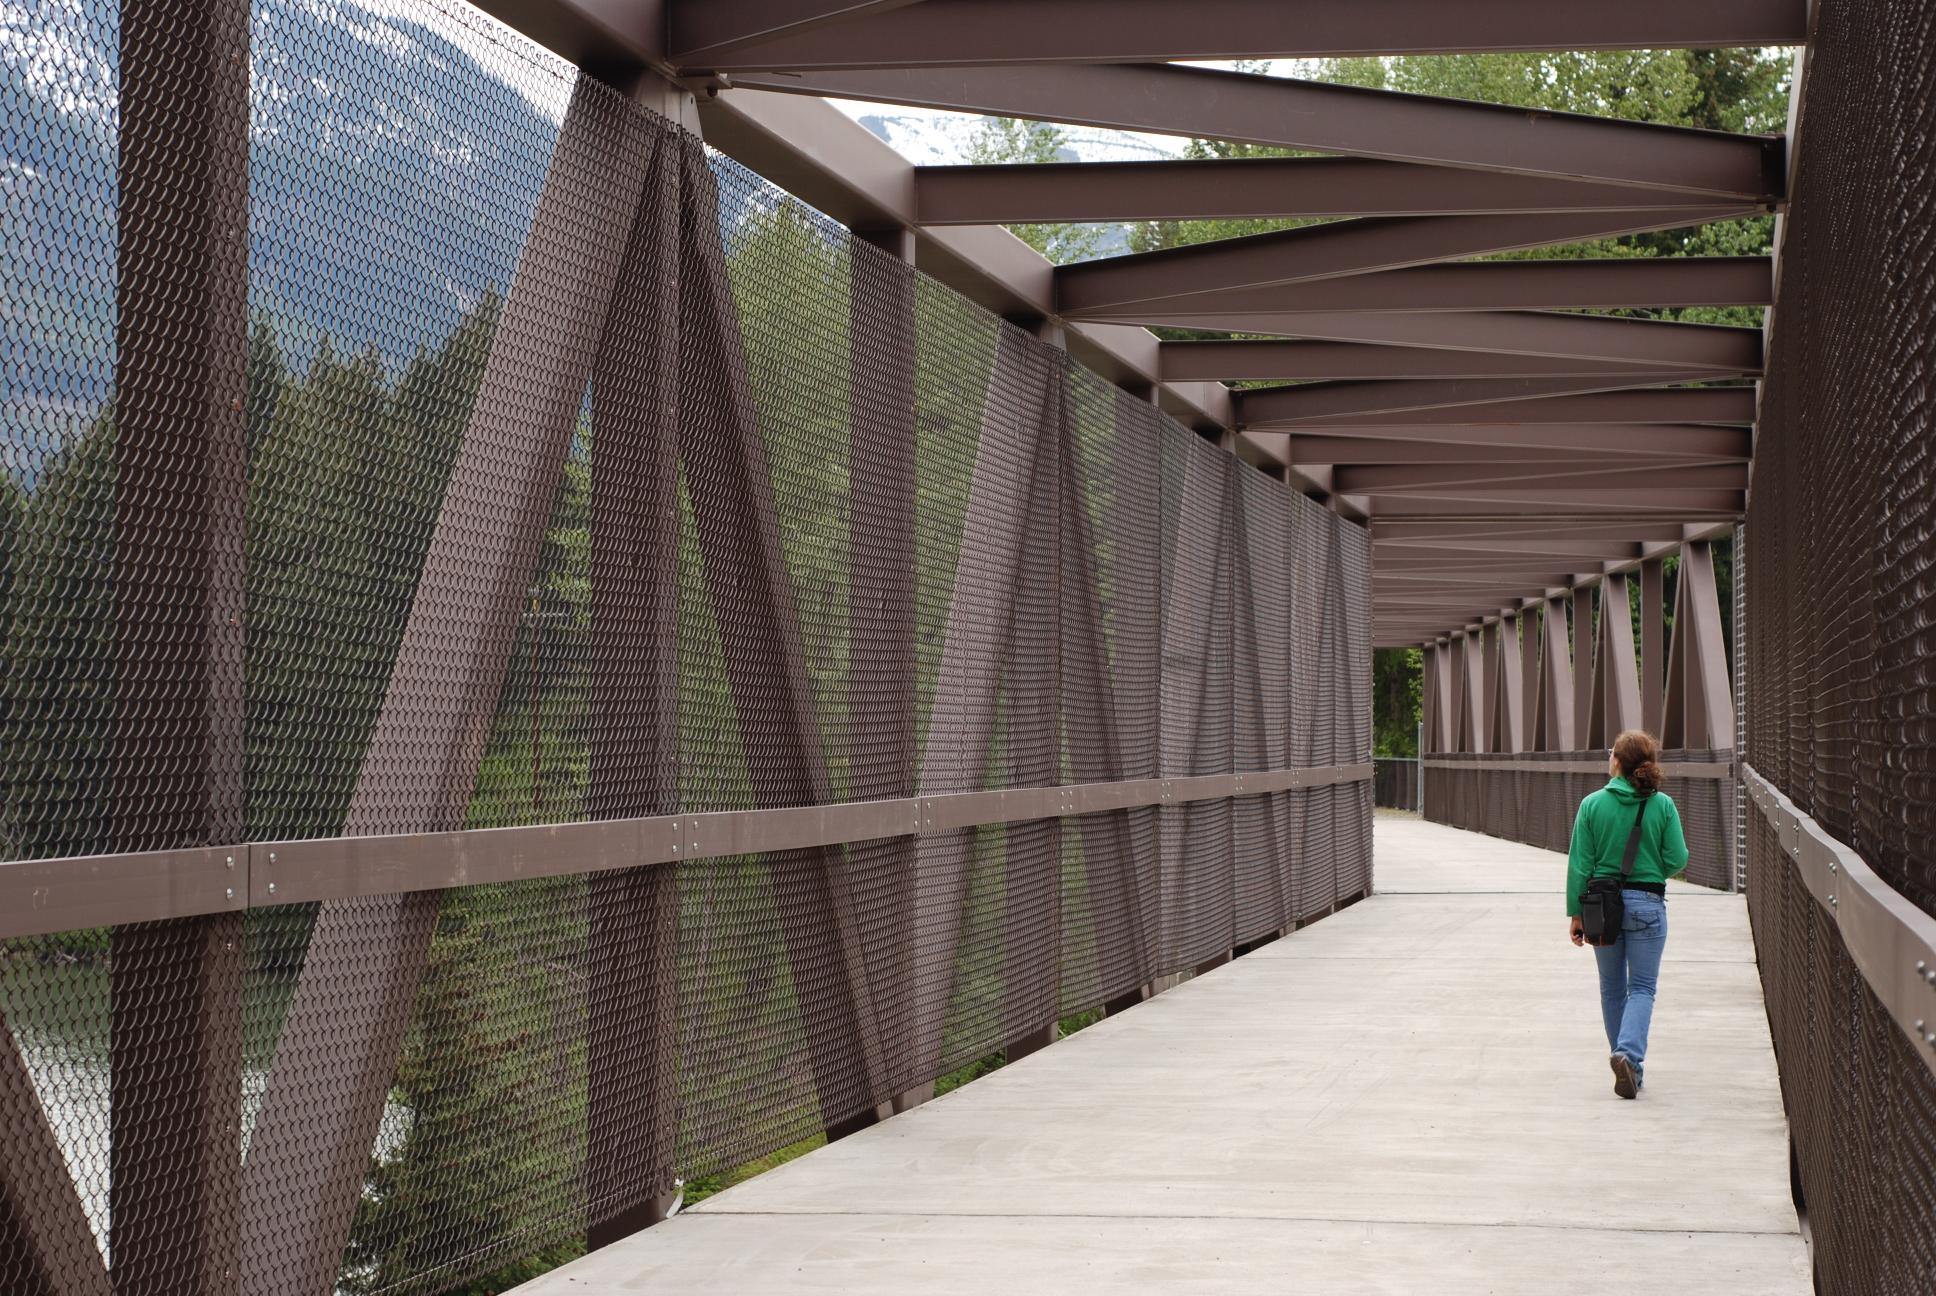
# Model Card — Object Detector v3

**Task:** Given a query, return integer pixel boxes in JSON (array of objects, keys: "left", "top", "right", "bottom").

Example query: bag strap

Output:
[{"left": 1617, "top": 793, "right": 1654, "bottom": 879}]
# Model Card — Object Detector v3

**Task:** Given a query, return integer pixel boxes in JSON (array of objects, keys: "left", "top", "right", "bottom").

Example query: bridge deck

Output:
[{"left": 520, "top": 816, "right": 1809, "bottom": 1294}]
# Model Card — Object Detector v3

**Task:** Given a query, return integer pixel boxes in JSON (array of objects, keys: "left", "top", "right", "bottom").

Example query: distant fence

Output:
[
  {"left": 1421, "top": 751, "right": 1738, "bottom": 891},
  {"left": 1373, "top": 758, "right": 1419, "bottom": 811},
  {"left": 1743, "top": 0, "right": 1936, "bottom": 1290},
  {"left": 0, "top": 2, "right": 1373, "bottom": 1293}
]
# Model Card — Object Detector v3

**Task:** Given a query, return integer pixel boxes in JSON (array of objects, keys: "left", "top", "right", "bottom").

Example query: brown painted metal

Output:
[
  {"left": 584, "top": 120, "right": 682, "bottom": 1250},
  {"left": 1058, "top": 210, "right": 1756, "bottom": 315},
  {"left": 1335, "top": 463, "right": 1749, "bottom": 493},
  {"left": 1539, "top": 595, "right": 1576, "bottom": 750},
  {"left": 677, "top": 138, "right": 897, "bottom": 1133},
  {"left": 1069, "top": 257, "right": 1774, "bottom": 321},
  {"left": 845, "top": 225, "right": 921, "bottom": 1122},
  {"left": 669, "top": 0, "right": 923, "bottom": 63},
  {"left": 1162, "top": 341, "right": 1740, "bottom": 384},
  {"left": 1250, "top": 384, "right": 1759, "bottom": 429},
  {"left": 725, "top": 65, "right": 1782, "bottom": 199},
  {"left": 1003, "top": 319, "right": 1066, "bottom": 1067},
  {"left": 1161, "top": 311, "right": 1762, "bottom": 372},
  {"left": 914, "top": 158, "right": 1742, "bottom": 224},
  {"left": 0, "top": 1003, "right": 110, "bottom": 1296},
  {"left": 467, "top": 0, "right": 665, "bottom": 71},
  {"left": 1599, "top": 572, "right": 1644, "bottom": 742},
  {"left": 238, "top": 82, "right": 663, "bottom": 1296},
  {"left": 1240, "top": 378, "right": 1747, "bottom": 429},
  {"left": 1283, "top": 425, "right": 1751, "bottom": 457},
  {"left": 681, "top": 0, "right": 1807, "bottom": 69},
  {"left": 1570, "top": 587, "right": 1596, "bottom": 747},
  {"left": 106, "top": 0, "right": 251, "bottom": 1288},
  {"left": 1670, "top": 539, "right": 1737, "bottom": 748},
  {"left": 909, "top": 326, "right": 1059, "bottom": 1086},
  {"left": 1640, "top": 558, "right": 1666, "bottom": 738}
]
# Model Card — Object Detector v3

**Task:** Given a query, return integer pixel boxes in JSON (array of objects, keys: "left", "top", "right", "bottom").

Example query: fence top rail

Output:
[
  {"left": 1740, "top": 764, "right": 1936, "bottom": 1086},
  {"left": 0, "top": 764, "right": 1370, "bottom": 940},
  {"left": 1422, "top": 756, "right": 1735, "bottom": 779}
]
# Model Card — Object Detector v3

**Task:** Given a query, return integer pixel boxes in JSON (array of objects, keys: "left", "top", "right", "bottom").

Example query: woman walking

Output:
[{"left": 1566, "top": 730, "right": 1690, "bottom": 1099}]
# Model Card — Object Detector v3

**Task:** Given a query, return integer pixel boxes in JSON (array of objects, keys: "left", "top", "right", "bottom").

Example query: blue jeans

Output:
[{"left": 1593, "top": 889, "right": 1667, "bottom": 1083}]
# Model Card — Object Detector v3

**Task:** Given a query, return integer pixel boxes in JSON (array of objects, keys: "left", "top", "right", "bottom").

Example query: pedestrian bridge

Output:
[
  {"left": 6, "top": 2, "right": 1936, "bottom": 1295},
  {"left": 519, "top": 816, "right": 1808, "bottom": 1295}
]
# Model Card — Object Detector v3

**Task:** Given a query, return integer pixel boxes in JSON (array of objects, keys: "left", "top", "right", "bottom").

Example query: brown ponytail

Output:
[{"left": 1612, "top": 729, "right": 1664, "bottom": 793}]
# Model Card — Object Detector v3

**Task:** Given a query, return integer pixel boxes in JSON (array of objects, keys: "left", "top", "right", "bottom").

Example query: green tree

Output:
[
  {"left": 1373, "top": 647, "right": 1422, "bottom": 756},
  {"left": 964, "top": 117, "right": 1108, "bottom": 264}
]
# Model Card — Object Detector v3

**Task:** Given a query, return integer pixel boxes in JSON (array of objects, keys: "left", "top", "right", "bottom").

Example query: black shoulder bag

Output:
[{"left": 1580, "top": 794, "right": 1652, "bottom": 947}]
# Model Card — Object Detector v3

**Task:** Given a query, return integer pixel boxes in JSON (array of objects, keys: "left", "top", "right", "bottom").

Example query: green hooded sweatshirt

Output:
[{"left": 1565, "top": 776, "right": 1691, "bottom": 916}]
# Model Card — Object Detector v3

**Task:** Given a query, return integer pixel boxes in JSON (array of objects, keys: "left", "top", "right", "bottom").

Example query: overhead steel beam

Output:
[
  {"left": 1162, "top": 341, "right": 1749, "bottom": 384},
  {"left": 1276, "top": 424, "right": 1752, "bottom": 456},
  {"left": 914, "top": 158, "right": 1740, "bottom": 224},
  {"left": 1337, "top": 462, "right": 1748, "bottom": 492},
  {"left": 1154, "top": 311, "right": 1762, "bottom": 371},
  {"left": 684, "top": 0, "right": 1809, "bottom": 70},
  {"left": 1358, "top": 494, "right": 1745, "bottom": 516},
  {"left": 1056, "top": 208, "right": 1756, "bottom": 314},
  {"left": 1070, "top": 257, "right": 1774, "bottom": 320},
  {"left": 1279, "top": 429, "right": 1750, "bottom": 463},
  {"left": 467, "top": 0, "right": 665, "bottom": 72},
  {"left": 724, "top": 64, "right": 1784, "bottom": 198},
  {"left": 1373, "top": 519, "right": 1691, "bottom": 542},
  {"left": 1244, "top": 383, "right": 1758, "bottom": 428},
  {"left": 669, "top": 0, "right": 924, "bottom": 63}
]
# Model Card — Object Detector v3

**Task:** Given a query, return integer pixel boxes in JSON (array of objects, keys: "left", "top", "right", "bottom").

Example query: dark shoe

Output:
[{"left": 1610, "top": 1053, "right": 1639, "bottom": 1100}]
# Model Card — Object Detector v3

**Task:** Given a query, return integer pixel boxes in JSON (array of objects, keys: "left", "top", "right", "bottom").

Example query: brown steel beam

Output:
[
  {"left": 584, "top": 122, "right": 683, "bottom": 1250},
  {"left": 1161, "top": 341, "right": 1740, "bottom": 384},
  {"left": 468, "top": 0, "right": 663, "bottom": 71},
  {"left": 1071, "top": 257, "right": 1773, "bottom": 320},
  {"left": 1292, "top": 442, "right": 1740, "bottom": 468},
  {"left": 1571, "top": 587, "right": 1596, "bottom": 745},
  {"left": 1359, "top": 493, "right": 1744, "bottom": 516},
  {"left": 1153, "top": 311, "right": 1761, "bottom": 372},
  {"left": 1281, "top": 424, "right": 1751, "bottom": 457},
  {"left": 669, "top": 0, "right": 923, "bottom": 63},
  {"left": 1336, "top": 463, "right": 1749, "bottom": 492},
  {"left": 1246, "top": 383, "right": 1758, "bottom": 428},
  {"left": 685, "top": 0, "right": 1808, "bottom": 69},
  {"left": 725, "top": 65, "right": 1783, "bottom": 198},
  {"left": 1640, "top": 557, "right": 1666, "bottom": 738},
  {"left": 106, "top": 0, "right": 249, "bottom": 1291},
  {"left": 1374, "top": 520, "right": 1690, "bottom": 542},
  {"left": 1057, "top": 209, "right": 1756, "bottom": 315},
  {"left": 914, "top": 158, "right": 1739, "bottom": 224}
]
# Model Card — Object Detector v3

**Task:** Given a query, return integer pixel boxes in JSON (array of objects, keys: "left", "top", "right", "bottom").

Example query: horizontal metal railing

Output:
[
  {"left": 0, "top": 764, "right": 1372, "bottom": 939},
  {"left": 1741, "top": 764, "right": 1936, "bottom": 1084}
]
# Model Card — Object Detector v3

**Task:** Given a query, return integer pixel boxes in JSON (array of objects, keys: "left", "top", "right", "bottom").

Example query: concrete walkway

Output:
[{"left": 522, "top": 815, "right": 1809, "bottom": 1294}]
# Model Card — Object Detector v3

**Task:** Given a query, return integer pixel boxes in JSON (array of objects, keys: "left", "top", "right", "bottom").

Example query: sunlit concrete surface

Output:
[{"left": 518, "top": 814, "right": 1809, "bottom": 1295}]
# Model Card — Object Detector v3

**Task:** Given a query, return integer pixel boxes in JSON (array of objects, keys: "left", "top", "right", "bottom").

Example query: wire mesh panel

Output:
[
  {"left": 0, "top": 0, "right": 1376, "bottom": 1290},
  {"left": 1744, "top": 0, "right": 1936, "bottom": 1290}
]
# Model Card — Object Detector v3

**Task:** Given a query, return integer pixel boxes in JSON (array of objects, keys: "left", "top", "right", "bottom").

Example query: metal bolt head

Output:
[
  {"left": 226, "top": 855, "right": 235, "bottom": 869},
  {"left": 268, "top": 851, "right": 277, "bottom": 864},
  {"left": 225, "top": 887, "right": 235, "bottom": 901},
  {"left": 267, "top": 882, "right": 277, "bottom": 896}
]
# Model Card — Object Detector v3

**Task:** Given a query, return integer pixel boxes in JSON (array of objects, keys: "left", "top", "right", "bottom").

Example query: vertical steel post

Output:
[
  {"left": 1571, "top": 586, "right": 1596, "bottom": 748},
  {"left": 849, "top": 225, "right": 922, "bottom": 1116},
  {"left": 1641, "top": 557, "right": 1665, "bottom": 738},
  {"left": 585, "top": 109, "right": 683, "bottom": 1249},
  {"left": 108, "top": 0, "right": 249, "bottom": 1289}
]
